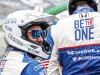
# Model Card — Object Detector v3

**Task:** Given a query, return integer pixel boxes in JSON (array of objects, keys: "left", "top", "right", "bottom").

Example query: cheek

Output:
[
  {"left": 29, "top": 36, "right": 38, "bottom": 43},
  {"left": 30, "top": 38, "right": 37, "bottom": 43},
  {"left": 27, "top": 33, "right": 37, "bottom": 43}
]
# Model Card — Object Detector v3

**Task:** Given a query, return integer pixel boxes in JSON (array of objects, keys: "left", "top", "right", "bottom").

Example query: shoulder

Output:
[{"left": 21, "top": 60, "right": 47, "bottom": 75}]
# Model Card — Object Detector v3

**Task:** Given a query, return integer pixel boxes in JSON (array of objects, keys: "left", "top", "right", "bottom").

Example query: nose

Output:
[{"left": 37, "top": 36, "right": 43, "bottom": 44}]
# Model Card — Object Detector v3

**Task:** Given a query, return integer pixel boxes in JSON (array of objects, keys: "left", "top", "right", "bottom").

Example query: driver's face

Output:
[{"left": 27, "top": 25, "right": 43, "bottom": 45}]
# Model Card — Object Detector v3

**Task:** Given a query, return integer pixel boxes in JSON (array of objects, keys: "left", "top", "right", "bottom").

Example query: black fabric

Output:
[
  {"left": 42, "top": 40, "right": 51, "bottom": 55},
  {"left": 68, "top": 0, "right": 97, "bottom": 15}
]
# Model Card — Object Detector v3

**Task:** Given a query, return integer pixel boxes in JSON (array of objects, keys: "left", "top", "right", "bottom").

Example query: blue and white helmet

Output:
[
  {"left": 3, "top": 10, "right": 57, "bottom": 59},
  {"left": 67, "top": 0, "right": 98, "bottom": 15}
]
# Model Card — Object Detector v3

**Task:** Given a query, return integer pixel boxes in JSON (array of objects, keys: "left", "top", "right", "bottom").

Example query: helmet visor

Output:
[{"left": 28, "top": 30, "right": 47, "bottom": 39}]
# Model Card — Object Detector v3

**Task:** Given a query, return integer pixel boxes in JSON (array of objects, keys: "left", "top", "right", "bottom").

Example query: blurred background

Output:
[{"left": 0, "top": 0, "right": 67, "bottom": 26}]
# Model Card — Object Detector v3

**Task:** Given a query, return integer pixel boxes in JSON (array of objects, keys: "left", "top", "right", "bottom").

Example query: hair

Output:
[
  {"left": 75, "top": 1, "right": 88, "bottom": 8},
  {"left": 68, "top": 0, "right": 98, "bottom": 15}
]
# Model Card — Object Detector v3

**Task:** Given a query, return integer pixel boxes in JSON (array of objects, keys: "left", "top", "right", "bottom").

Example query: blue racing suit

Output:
[
  {"left": 0, "top": 47, "right": 47, "bottom": 75},
  {"left": 47, "top": 11, "right": 100, "bottom": 75}
]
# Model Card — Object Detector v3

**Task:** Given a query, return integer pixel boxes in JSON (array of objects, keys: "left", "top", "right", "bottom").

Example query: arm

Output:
[
  {"left": 21, "top": 59, "right": 47, "bottom": 75},
  {"left": 47, "top": 45, "right": 60, "bottom": 75},
  {"left": 46, "top": 27, "right": 61, "bottom": 75}
]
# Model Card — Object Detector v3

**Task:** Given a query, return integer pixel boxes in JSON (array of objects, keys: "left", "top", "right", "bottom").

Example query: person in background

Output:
[
  {"left": 0, "top": 10, "right": 57, "bottom": 75},
  {"left": 47, "top": 0, "right": 100, "bottom": 75}
]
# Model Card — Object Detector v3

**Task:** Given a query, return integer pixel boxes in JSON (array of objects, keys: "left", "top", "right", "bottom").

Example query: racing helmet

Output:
[
  {"left": 3, "top": 10, "right": 57, "bottom": 59},
  {"left": 67, "top": 0, "right": 98, "bottom": 15}
]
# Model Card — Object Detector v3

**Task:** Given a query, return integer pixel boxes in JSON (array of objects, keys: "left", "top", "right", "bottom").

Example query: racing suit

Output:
[
  {"left": 47, "top": 12, "right": 100, "bottom": 75},
  {"left": 0, "top": 47, "right": 47, "bottom": 75}
]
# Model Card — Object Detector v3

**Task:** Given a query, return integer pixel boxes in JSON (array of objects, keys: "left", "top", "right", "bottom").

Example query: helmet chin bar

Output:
[
  {"left": 5, "top": 34, "right": 50, "bottom": 59},
  {"left": 24, "top": 38, "right": 51, "bottom": 57},
  {"left": 26, "top": 44, "right": 50, "bottom": 59}
]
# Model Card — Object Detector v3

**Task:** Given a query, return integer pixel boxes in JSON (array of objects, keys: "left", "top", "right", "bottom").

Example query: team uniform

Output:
[
  {"left": 47, "top": 11, "right": 100, "bottom": 75},
  {"left": 0, "top": 48, "right": 47, "bottom": 75}
]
